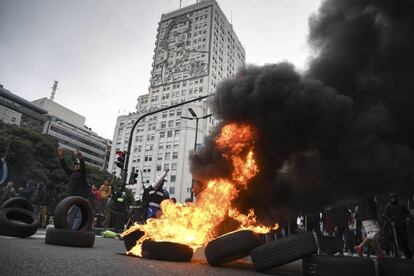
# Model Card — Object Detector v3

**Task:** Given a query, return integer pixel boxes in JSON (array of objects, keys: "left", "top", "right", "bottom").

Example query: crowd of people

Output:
[
  {"left": 293, "top": 194, "right": 414, "bottom": 259},
  {"left": 2, "top": 147, "right": 413, "bottom": 262}
]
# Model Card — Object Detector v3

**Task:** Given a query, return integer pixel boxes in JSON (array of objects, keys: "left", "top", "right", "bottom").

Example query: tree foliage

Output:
[{"left": 0, "top": 121, "right": 128, "bottom": 209}]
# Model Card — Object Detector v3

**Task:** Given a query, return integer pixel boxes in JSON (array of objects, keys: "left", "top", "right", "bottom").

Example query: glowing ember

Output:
[{"left": 121, "top": 123, "right": 277, "bottom": 257}]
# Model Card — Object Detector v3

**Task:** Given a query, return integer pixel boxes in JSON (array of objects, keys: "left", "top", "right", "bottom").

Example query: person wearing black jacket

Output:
[
  {"left": 384, "top": 193, "right": 412, "bottom": 259},
  {"left": 57, "top": 148, "right": 89, "bottom": 229},
  {"left": 333, "top": 204, "right": 355, "bottom": 254},
  {"left": 354, "top": 196, "right": 384, "bottom": 259},
  {"left": 111, "top": 185, "right": 128, "bottom": 232}
]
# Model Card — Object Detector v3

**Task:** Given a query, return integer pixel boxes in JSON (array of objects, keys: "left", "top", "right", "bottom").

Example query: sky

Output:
[{"left": 0, "top": 0, "right": 321, "bottom": 139}]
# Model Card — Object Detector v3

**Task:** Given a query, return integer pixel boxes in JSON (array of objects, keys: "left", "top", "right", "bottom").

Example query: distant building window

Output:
[
  {"left": 171, "top": 175, "right": 176, "bottom": 182},
  {"left": 169, "top": 187, "right": 175, "bottom": 194}
]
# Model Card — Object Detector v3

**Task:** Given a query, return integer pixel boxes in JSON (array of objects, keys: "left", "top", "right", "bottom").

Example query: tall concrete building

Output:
[{"left": 109, "top": 0, "right": 245, "bottom": 201}]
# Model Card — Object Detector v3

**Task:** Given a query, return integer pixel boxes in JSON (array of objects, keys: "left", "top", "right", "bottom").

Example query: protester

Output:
[
  {"left": 57, "top": 148, "right": 89, "bottom": 230},
  {"left": 384, "top": 193, "right": 412, "bottom": 259},
  {"left": 0, "top": 181, "right": 16, "bottom": 204},
  {"left": 354, "top": 196, "right": 384, "bottom": 259},
  {"left": 146, "top": 168, "right": 169, "bottom": 219},
  {"left": 333, "top": 204, "right": 356, "bottom": 254},
  {"left": 90, "top": 184, "right": 101, "bottom": 213},
  {"left": 33, "top": 182, "right": 48, "bottom": 228},
  {"left": 111, "top": 185, "right": 127, "bottom": 232},
  {"left": 99, "top": 180, "right": 112, "bottom": 214},
  {"left": 18, "top": 179, "right": 36, "bottom": 202}
]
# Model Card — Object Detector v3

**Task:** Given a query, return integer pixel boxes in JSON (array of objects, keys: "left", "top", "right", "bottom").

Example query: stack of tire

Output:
[
  {"left": 205, "top": 230, "right": 319, "bottom": 271},
  {"left": 0, "top": 197, "right": 39, "bottom": 238},
  {"left": 45, "top": 196, "right": 95, "bottom": 248}
]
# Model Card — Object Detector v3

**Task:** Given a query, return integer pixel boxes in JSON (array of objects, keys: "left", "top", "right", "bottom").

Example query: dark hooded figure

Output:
[
  {"left": 57, "top": 148, "right": 89, "bottom": 230},
  {"left": 384, "top": 193, "right": 412, "bottom": 259}
]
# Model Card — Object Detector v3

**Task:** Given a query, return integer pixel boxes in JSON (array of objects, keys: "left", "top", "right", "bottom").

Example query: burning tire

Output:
[
  {"left": 0, "top": 197, "right": 34, "bottom": 212},
  {"left": 123, "top": 230, "right": 145, "bottom": 252},
  {"left": 251, "top": 231, "right": 318, "bottom": 272},
  {"left": 45, "top": 228, "right": 95, "bottom": 247},
  {"left": 0, "top": 208, "right": 39, "bottom": 238},
  {"left": 141, "top": 240, "right": 193, "bottom": 262},
  {"left": 53, "top": 196, "right": 94, "bottom": 231},
  {"left": 302, "top": 255, "right": 375, "bottom": 276},
  {"left": 205, "top": 230, "right": 264, "bottom": 266},
  {"left": 378, "top": 258, "right": 414, "bottom": 276}
]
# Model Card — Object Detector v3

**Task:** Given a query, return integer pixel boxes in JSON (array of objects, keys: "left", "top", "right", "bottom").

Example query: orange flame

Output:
[{"left": 121, "top": 123, "right": 276, "bottom": 257}]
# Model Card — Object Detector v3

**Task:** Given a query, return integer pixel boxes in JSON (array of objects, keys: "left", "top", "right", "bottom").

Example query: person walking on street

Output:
[
  {"left": 57, "top": 148, "right": 89, "bottom": 229},
  {"left": 354, "top": 196, "right": 384, "bottom": 259},
  {"left": 384, "top": 193, "right": 412, "bottom": 259},
  {"left": 147, "top": 168, "right": 169, "bottom": 219}
]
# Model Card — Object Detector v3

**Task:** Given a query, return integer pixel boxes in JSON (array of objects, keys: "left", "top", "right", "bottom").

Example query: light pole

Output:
[
  {"left": 121, "top": 94, "right": 214, "bottom": 189},
  {"left": 181, "top": 108, "right": 212, "bottom": 201}
]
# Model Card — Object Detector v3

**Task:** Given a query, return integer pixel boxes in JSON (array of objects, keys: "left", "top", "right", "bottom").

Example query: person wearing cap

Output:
[
  {"left": 146, "top": 168, "right": 169, "bottom": 219},
  {"left": 57, "top": 148, "right": 89, "bottom": 229},
  {"left": 384, "top": 193, "right": 412, "bottom": 259}
]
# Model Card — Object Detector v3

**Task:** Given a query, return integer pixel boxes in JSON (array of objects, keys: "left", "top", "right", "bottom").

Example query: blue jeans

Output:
[{"left": 67, "top": 206, "right": 82, "bottom": 230}]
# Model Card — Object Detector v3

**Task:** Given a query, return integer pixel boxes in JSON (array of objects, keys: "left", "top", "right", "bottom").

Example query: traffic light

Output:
[
  {"left": 116, "top": 151, "right": 125, "bottom": 169},
  {"left": 128, "top": 169, "right": 139, "bottom": 185}
]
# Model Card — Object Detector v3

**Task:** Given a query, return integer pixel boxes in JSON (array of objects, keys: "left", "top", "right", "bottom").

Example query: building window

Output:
[
  {"left": 170, "top": 175, "right": 176, "bottom": 182},
  {"left": 168, "top": 120, "right": 174, "bottom": 127},
  {"left": 157, "top": 165, "right": 162, "bottom": 171},
  {"left": 173, "top": 152, "right": 178, "bottom": 159},
  {"left": 160, "top": 131, "right": 165, "bottom": 138},
  {"left": 169, "top": 187, "right": 175, "bottom": 194},
  {"left": 172, "top": 163, "right": 177, "bottom": 170},
  {"left": 167, "top": 130, "right": 173, "bottom": 138}
]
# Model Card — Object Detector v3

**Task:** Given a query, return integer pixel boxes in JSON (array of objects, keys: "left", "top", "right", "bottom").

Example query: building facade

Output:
[
  {"left": 108, "top": 0, "right": 245, "bottom": 201},
  {"left": 0, "top": 84, "right": 49, "bottom": 132},
  {"left": 33, "top": 98, "right": 110, "bottom": 169}
]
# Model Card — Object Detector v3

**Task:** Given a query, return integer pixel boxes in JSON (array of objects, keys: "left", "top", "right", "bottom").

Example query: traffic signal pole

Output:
[{"left": 121, "top": 93, "right": 214, "bottom": 189}]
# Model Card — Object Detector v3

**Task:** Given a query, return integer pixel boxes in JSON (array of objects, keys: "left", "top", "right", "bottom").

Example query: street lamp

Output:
[{"left": 181, "top": 108, "right": 212, "bottom": 201}]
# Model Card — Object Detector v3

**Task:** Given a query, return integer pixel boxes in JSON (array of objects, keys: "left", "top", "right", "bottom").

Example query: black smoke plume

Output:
[{"left": 190, "top": 0, "right": 414, "bottom": 222}]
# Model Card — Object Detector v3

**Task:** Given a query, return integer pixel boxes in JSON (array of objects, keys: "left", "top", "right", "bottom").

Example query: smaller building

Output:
[
  {"left": 33, "top": 97, "right": 110, "bottom": 170},
  {"left": 0, "top": 84, "right": 48, "bottom": 132}
]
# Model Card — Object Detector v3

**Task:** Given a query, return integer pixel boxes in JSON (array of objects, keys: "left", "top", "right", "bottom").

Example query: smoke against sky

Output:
[
  {"left": 191, "top": 0, "right": 414, "bottom": 222},
  {"left": 0, "top": 0, "right": 321, "bottom": 139}
]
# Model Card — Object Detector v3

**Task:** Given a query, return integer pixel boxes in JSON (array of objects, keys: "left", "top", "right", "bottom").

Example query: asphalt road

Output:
[{"left": 0, "top": 229, "right": 302, "bottom": 276}]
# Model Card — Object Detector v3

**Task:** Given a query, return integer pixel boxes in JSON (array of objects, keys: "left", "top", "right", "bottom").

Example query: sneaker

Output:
[{"left": 354, "top": 245, "right": 363, "bottom": 257}]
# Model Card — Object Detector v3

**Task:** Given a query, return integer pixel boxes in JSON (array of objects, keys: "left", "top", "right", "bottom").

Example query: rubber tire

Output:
[
  {"left": 0, "top": 197, "right": 34, "bottom": 212},
  {"left": 378, "top": 257, "right": 414, "bottom": 276},
  {"left": 302, "top": 255, "right": 375, "bottom": 276},
  {"left": 251, "top": 231, "right": 318, "bottom": 272},
  {"left": 123, "top": 230, "right": 145, "bottom": 252},
  {"left": 0, "top": 208, "right": 39, "bottom": 238},
  {"left": 141, "top": 240, "right": 193, "bottom": 262},
  {"left": 205, "top": 230, "right": 264, "bottom": 266},
  {"left": 45, "top": 228, "right": 95, "bottom": 247},
  {"left": 53, "top": 196, "right": 94, "bottom": 231}
]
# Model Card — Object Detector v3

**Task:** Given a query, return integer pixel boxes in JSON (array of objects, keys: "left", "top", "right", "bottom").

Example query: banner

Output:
[{"left": 0, "top": 157, "right": 8, "bottom": 186}]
